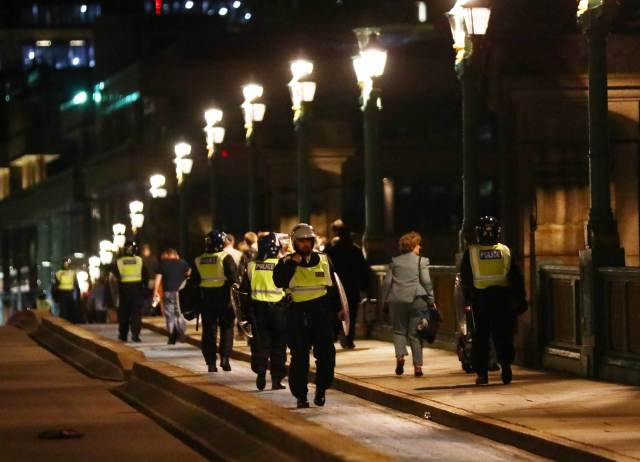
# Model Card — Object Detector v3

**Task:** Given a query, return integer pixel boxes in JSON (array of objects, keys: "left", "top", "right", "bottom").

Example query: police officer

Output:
[
  {"left": 240, "top": 233, "right": 287, "bottom": 391},
  {"left": 114, "top": 241, "right": 148, "bottom": 342},
  {"left": 194, "top": 230, "right": 238, "bottom": 373},
  {"left": 53, "top": 257, "right": 79, "bottom": 322},
  {"left": 460, "top": 216, "right": 527, "bottom": 385},
  {"left": 273, "top": 223, "right": 341, "bottom": 408}
]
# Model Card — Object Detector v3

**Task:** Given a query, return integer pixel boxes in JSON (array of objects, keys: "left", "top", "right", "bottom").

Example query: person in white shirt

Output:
[{"left": 224, "top": 233, "right": 243, "bottom": 267}]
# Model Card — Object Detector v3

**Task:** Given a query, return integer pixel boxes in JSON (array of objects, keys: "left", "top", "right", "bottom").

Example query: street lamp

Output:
[
  {"left": 112, "top": 223, "right": 126, "bottom": 249},
  {"left": 149, "top": 174, "right": 167, "bottom": 198},
  {"left": 352, "top": 28, "right": 387, "bottom": 262},
  {"left": 129, "top": 200, "right": 145, "bottom": 237},
  {"left": 242, "top": 83, "right": 266, "bottom": 231},
  {"left": 446, "top": 0, "right": 491, "bottom": 253},
  {"left": 204, "top": 108, "right": 226, "bottom": 228},
  {"left": 99, "top": 239, "right": 114, "bottom": 265},
  {"left": 289, "top": 59, "right": 316, "bottom": 223},
  {"left": 174, "top": 142, "right": 192, "bottom": 257}
]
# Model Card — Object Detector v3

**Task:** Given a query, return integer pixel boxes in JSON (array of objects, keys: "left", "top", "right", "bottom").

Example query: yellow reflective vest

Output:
[
  {"left": 56, "top": 269, "right": 76, "bottom": 291},
  {"left": 195, "top": 251, "right": 228, "bottom": 288},
  {"left": 117, "top": 256, "right": 143, "bottom": 283},
  {"left": 469, "top": 243, "right": 511, "bottom": 290},
  {"left": 249, "top": 258, "right": 284, "bottom": 303},
  {"left": 288, "top": 253, "right": 332, "bottom": 303}
]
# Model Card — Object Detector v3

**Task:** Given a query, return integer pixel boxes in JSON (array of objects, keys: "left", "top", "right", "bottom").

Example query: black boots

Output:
[
  {"left": 313, "top": 389, "right": 326, "bottom": 407},
  {"left": 296, "top": 397, "right": 310, "bottom": 408},
  {"left": 475, "top": 374, "right": 489, "bottom": 385},
  {"left": 272, "top": 381, "right": 286, "bottom": 390},
  {"left": 256, "top": 373, "right": 266, "bottom": 391},
  {"left": 501, "top": 364, "right": 513, "bottom": 384},
  {"left": 208, "top": 364, "right": 218, "bottom": 372},
  {"left": 395, "top": 358, "right": 405, "bottom": 376},
  {"left": 220, "top": 357, "right": 231, "bottom": 371}
]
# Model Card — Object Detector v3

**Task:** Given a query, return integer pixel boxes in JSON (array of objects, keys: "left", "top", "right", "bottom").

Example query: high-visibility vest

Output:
[
  {"left": 249, "top": 258, "right": 284, "bottom": 303},
  {"left": 469, "top": 243, "right": 511, "bottom": 290},
  {"left": 116, "top": 256, "right": 143, "bottom": 283},
  {"left": 195, "top": 251, "right": 228, "bottom": 288},
  {"left": 56, "top": 269, "right": 76, "bottom": 291},
  {"left": 288, "top": 253, "right": 332, "bottom": 303}
]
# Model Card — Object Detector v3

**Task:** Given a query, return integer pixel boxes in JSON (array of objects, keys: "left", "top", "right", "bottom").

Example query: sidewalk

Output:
[
  {"left": 0, "top": 324, "right": 206, "bottom": 462},
  {"left": 142, "top": 316, "right": 640, "bottom": 462}
]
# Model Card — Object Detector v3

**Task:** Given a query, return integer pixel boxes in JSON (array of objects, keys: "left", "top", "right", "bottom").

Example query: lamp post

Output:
[
  {"left": 446, "top": 0, "right": 491, "bottom": 254},
  {"left": 99, "top": 239, "right": 114, "bottom": 266},
  {"left": 204, "top": 108, "right": 226, "bottom": 228},
  {"left": 112, "top": 223, "right": 127, "bottom": 250},
  {"left": 241, "top": 83, "right": 266, "bottom": 231},
  {"left": 352, "top": 28, "right": 387, "bottom": 261},
  {"left": 174, "top": 142, "right": 193, "bottom": 257},
  {"left": 129, "top": 200, "right": 145, "bottom": 241},
  {"left": 289, "top": 59, "right": 317, "bottom": 223},
  {"left": 148, "top": 173, "right": 166, "bottom": 253}
]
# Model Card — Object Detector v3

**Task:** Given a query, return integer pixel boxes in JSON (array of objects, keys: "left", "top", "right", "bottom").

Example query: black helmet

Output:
[
  {"left": 258, "top": 233, "right": 281, "bottom": 260},
  {"left": 476, "top": 216, "right": 501, "bottom": 245},
  {"left": 205, "top": 230, "right": 225, "bottom": 253},
  {"left": 124, "top": 240, "right": 138, "bottom": 256}
]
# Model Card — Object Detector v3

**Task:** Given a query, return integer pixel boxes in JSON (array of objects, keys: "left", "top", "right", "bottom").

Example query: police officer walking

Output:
[
  {"left": 53, "top": 257, "right": 79, "bottom": 322},
  {"left": 113, "top": 241, "right": 148, "bottom": 342},
  {"left": 193, "top": 230, "right": 238, "bottom": 372},
  {"left": 273, "top": 223, "right": 341, "bottom": 408},
  {"left": 460, "top": 216, "right": 527, "bottom": 385},
  {"left": 239, "top": 233, "right": 287, "bottom": 391}
]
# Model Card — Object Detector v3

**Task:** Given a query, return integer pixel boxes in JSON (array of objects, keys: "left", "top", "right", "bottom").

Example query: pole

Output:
[
  {"left": 179, "top": 180, "right": 189, "bottom": 258},
  {"left": 247, "top": 134, "right": 258, "bottom": 231},
  {"left": 362, "top": 85, "right": 385, "bottom": 261},
  {"left": 208, "top": 156, "right": 217, "bottom": 229},
  {"left": 296, "top": 108, "right": 311, "bottom": 223},
  {"left": 458, "top": 58, "right": 479, "bottom": 254}
]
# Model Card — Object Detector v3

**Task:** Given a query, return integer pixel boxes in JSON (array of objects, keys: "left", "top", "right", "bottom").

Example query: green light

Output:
[{"left": 72, "top": 91, "right": 88, "bottom": 105}]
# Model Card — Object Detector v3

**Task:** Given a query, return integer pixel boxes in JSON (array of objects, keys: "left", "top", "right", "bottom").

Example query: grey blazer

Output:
[{"left": 382, "top": 252, "right": 435, "bottom": 306}]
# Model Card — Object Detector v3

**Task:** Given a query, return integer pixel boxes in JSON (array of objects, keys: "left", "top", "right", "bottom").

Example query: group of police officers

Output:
[{"left": 53, "top": 216, "right": 525, "bottom": 407}]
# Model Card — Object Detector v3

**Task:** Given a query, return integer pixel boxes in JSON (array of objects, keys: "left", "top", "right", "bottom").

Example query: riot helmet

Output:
[
  {"left": 123, "top": 240, "right": 138, "bottom": 257},
  {"left": 205, "top": 230, "right": 225, "bottom": 253},
  {"left": 476, "top": 216, "right": 501, "bottom": 245},
  {"left": 291, "top": 223, "right": 317, "bottom": 255},
  {"left": 257, "top": 232, "right": 281, "bottom": 260}
]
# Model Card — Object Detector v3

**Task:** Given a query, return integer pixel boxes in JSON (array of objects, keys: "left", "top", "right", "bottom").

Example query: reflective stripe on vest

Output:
[
  {"left": 469, "top": 243, "right": 511, "bottom": 290},
  {"left": 249, "top": 258, "right": 284, "bottom": 303},
  {"left": 56, "top": 270, "right": 76, "bottom": 291},
  {"left": 117, "top": 256, "right": 143, "bottom": 283},
  {"left": 196, "top": 251, "right": 227, "bottom": 288},
  {"left": 288, "top": 253, "right": 332, "bottom": 303}
]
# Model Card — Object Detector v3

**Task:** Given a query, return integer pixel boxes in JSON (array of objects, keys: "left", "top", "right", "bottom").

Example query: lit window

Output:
[
  {"left": 233, "top": 1, "right": 241, "bottom": 8},
  {"left": 72, "top": 57, "right": 80, "bottom": 66},
  {"left": 244, "top": 12, "right": 251, "bottom": 20},
  {"left": 80, "top": 4, "right": 88, "bottom": 13},
  {"left": 185, "top": 0, "right": 194, "bottom": 9},
  {"left": 36, "top": 40, "right": 52, "bottom": 47},
  {"left": 70, "top": 40, "right": 85, "bottom": 47},
  {"left": 28, "top": 51, "right": 35, "bottom": 60},
  {"left": 219, "top": 7, "right": 228, "bottom": 16},
  {"left": 417, "top": 1, "right": 427, "bottom": 23}
]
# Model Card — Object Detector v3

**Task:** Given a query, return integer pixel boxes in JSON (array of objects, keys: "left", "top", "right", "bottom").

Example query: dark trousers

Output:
[
  {"left": 471, "top": 287, "right": 516, "bottom": 376},
  {"left": 287, "top": 297, "right": 336, "bottom": 400},
  {"left": 249, "top": 300, "right": 287, "bottom": 382},
  {"left": 345, "top": 292, "right": 360, "bottom": 345},
  {"left": 58, "top": 291, "right": 77, "bottom": 323},
  {"left": 200, "top": 287, "right": 235, "bottom": 365},
  {"left": 118, "top": 284, "right": 143, "bottom": 339}
]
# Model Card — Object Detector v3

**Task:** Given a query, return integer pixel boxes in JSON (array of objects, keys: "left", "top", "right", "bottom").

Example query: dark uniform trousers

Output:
[
  {"left": 471, "top": 286, "right": 516, "bottom": 376},
  {"left": 118, "top": 284, "right": 143, "bottom": 339},
  {"left": 200, "top": 287, "right": 235, "bottom": 365},
  {"left": 58, "top": 291, "right": 77, "bottom": 323},
  {"left": 287, "top": 296, "right": 336, "bottom": 399},
  {"left": 249, "top": 300, "right": 287, "bottom": 381},
  {"left": 345, "top": 291, "right": 360, "bottom": 345}
]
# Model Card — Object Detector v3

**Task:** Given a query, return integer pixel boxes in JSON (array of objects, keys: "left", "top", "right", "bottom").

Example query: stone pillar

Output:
[{"left": 296, "top": 108, "right": 312, "bottom": 224}]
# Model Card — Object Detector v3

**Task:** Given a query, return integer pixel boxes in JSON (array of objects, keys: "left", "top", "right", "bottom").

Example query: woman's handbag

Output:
[{"left": 416, "top": 257, "right": 442, "bottom": 344}]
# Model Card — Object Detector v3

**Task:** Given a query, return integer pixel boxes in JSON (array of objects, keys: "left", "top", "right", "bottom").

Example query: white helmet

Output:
[{"left": 291, "top": 223, "right": 317, "bottom": 241}]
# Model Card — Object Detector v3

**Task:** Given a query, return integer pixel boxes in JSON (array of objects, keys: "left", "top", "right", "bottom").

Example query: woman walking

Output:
[{"left": 382, "top": 232, "right": 436, "bottom": 377}]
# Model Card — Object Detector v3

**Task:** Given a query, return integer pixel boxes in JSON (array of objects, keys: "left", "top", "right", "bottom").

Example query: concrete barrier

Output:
[
  {"left": 115, "top": 361, "right": 393, "bottom": 462},
  {"left": 30, "top": 315, "right": 144, "bottom": 381}
]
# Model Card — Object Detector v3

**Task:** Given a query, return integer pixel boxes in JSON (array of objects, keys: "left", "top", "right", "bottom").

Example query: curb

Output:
[
  {"left": 114, "top": 360, "right": 393, "bottom": 462},
  {"left": 30, "top": 315, "right": 144, "bottom": 381},
  {"left": 142, "top": 319, "right": 632, "bottom": 462}
]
